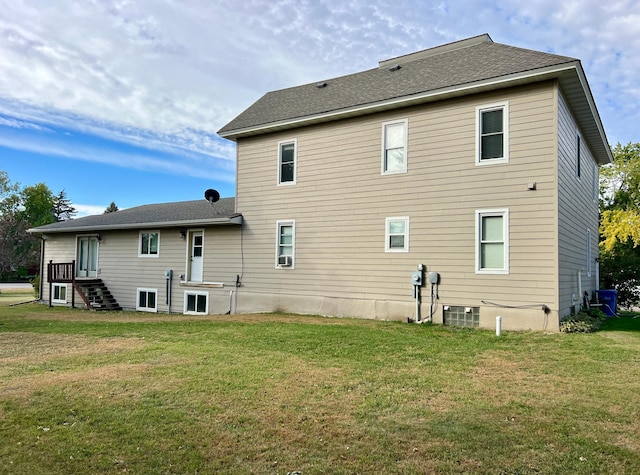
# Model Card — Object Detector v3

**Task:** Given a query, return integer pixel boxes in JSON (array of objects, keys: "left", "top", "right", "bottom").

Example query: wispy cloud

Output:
[
  {"left": 0, "top": 125, "right": 235, "bottom": 183},
  {"left": 0, "top": 0, "right": 638, "bottom": 155}
]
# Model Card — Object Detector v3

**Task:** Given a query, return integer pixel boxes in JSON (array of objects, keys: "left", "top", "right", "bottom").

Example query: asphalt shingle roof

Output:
[
  {"left": 218, "top": 34, "right": 576, "bottom": 137},
  {"left": 28, "top": 197, "right": 240, "bottom": 234}
]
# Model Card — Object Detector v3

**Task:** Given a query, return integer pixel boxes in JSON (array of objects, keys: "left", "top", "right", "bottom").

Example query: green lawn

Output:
[
  {"left": 1, "top": 304, "right": 639, "bottom": 474},
  {"left": 0, "top": 288, "right": 36, "bottom": 307}
]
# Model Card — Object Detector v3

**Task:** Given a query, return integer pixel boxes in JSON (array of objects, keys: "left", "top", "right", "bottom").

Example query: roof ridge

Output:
[{"left": 378, "top": 33, "right": 493, "bottom": 69}]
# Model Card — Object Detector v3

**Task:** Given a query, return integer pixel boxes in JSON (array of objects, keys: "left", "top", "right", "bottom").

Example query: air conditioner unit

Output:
[{"left": 278, "top": 255, "right": 292, "bottom": 267}]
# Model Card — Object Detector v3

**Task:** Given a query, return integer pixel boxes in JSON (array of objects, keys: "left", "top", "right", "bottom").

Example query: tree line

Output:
[
  {"left": 599, "top": 142, "right": 640, "bottom": 307},
  {"left": 0, "top": 171, "right": 119, "bottom": 281}
]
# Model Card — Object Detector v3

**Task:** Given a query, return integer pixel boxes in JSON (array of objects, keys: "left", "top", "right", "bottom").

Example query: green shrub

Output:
[
  {"left": 30, "top": 274, "right": 40, "bottom": 299},
  {"left": 560, "top": 309, "right": 608, "bottom": 333}
]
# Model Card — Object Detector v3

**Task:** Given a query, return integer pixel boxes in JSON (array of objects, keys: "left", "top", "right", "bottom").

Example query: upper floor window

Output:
[
  {"left": 276, "top": 220, "right": 295, "bottom": 268},
  {"left": 385, "top": 217, "right": 409, "bottom": 252},
  {"left": 592, "top": 162, "right": 598, "bottom": 203},
  {"left": 476, "top": 209, "right": 509, "bottom": 274},
  {"left": 382, "top": 119, "right": 408, "bottom": 174},
  {"left": 576, "top": 133, "right": 582, "bottom": 178},
  {"left": 139, "top": 231, "right": 159, "bottom": 257},
  {"left": 476, "top": 102, "right": 509, "bottom": 165},
  {"left": 278, "top": 139, "right": 297, "bottom": 185},
  {"left": 586, "top": 228, "right": 592, "bottom": 277}
]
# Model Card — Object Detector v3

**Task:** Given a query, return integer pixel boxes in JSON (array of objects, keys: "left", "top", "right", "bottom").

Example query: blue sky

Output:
[{"left": 1, "top": 0, "right": 639, "bottom": 216}]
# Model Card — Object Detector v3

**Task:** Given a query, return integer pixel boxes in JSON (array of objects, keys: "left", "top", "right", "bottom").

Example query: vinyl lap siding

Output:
[
  {"left": 236, "top": 82, "right": 559, "bottom": 318},
  {"left": 557, "top": 90, "right": 600, "bottom": 316},
  {"left": 40, "top": 234, "right": 77, "bottom": 302},
  {"left": 41, "top": 226, "right": 242, "bottom": 314}
]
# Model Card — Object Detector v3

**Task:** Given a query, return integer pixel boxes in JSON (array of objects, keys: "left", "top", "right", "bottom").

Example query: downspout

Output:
[
  {"left": 38, "top": 236, "right": 45, "bottom": 301},
  {"left": 165, "top": 269, "right": 173, "bottom": 313},
  {"left": 578, "top": 268, "right": 584, "bottom": 309}
]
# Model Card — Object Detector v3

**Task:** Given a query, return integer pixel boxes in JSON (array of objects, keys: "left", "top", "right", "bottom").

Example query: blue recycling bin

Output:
[{"left": 597, "top": 289, "right": 617, "bottom": 317}]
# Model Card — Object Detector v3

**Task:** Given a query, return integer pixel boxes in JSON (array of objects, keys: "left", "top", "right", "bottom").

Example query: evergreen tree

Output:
[
  {"left": 104, "top": 201, "right": 119, "bottom": 213},
  {"left": 53, "top": 189, "right": 77, "bottom": 221}
]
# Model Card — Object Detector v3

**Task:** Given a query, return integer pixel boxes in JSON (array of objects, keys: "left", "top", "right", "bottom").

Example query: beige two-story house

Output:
[
  {"left": 216, "top": 34, "right": 611, "bottom": 331},
  {"left": 30, "top": 34, "right": 611, "bottom": 331}
]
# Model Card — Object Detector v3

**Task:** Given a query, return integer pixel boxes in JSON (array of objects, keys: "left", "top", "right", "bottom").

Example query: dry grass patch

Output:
[
  {"left": 0, "top": 332, "right": 143, "bottom": 362},
  {"left": 1, "top": 305, "right": 639, "bottom": 474},
  {"left": 0, "top": 332, "right": 150, "bottom": 401}
]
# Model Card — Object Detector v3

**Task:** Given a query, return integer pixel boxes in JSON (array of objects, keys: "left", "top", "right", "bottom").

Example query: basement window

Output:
[
  {"left": 52, "top": 283, "right": 68, "bottom": 304},
  {"left": 443, "top": 306, "right": 479, "bottom": 328},
  {"left": 137, "top": 288, "right": 158, "bottom": 313},
  {"left": 185, "top": 291, "right": 208, "bottom": 315}
]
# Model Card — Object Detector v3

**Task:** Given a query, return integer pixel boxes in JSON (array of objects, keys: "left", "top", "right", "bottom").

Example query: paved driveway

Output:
[{"left": 0, "top": 283, "right": 32, "bottom": 290}]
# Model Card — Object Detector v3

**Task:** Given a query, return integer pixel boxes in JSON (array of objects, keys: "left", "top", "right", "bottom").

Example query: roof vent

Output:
[
  {"left": 388, "top": 64, "right": 401, "bottom": 72},
  {"left": 315, "top": 82, "right": 328, "bottom": 88}
]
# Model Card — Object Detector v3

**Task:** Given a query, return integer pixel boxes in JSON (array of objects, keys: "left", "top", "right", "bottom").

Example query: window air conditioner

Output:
[{"left": 278, "top": 255, "right": 292, "bottom": 267}]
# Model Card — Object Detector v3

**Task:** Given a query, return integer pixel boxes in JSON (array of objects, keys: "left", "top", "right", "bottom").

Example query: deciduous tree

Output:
[{"left": 599, "top": 142, "right": 640, "bottom": 307}]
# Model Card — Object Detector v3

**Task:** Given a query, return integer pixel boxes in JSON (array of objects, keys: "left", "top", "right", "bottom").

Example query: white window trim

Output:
[
  {"left": 475, "top": 209, "right": 509, "bottom": 274},
  {"left": 275, "top": 220, "right": 296, "bottom": 269},
  {"left": 136, "top": 288, "right": 158, "bottom": 313},
  {"left": 575, "top": 132, "right": 582, "bottom": 178},
  {"left": 476, "top": 101, "right": 509, "bottom": 166},
  {"left": 587, "top": 228, "right": 592, "bottom": 277},
  {"left": 381, "top": 119, "right": 408, "bottom": 175},
  {"left": 592, "top": 162, "right": 598, "bottom": 203},
  {"left": 52, "top": 283, "right": 68, "bottom": 304},
  {"left": 277, "top": 139, "right": 297, "bottom": 185},
  {"left": 139, "top": 230, "right": 160, "bottom": 258},
  {"left": 184, "top": 291, "right": 209, "bottom": 315},
  {"left": 385, "top": 216, "right": 410, "bottom": 253}
]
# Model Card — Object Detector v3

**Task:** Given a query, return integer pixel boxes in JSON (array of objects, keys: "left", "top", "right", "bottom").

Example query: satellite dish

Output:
[{"left": 204, "top": 189, "right": 220, "bottom": 204}]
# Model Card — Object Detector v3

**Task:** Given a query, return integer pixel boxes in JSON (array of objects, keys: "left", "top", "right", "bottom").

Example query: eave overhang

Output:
[
  {"left": 219, "top": 62, "right": 612, "bottom": 165},
  {"left": 27, "top": 214, "right": 243, "bottom": 235}
]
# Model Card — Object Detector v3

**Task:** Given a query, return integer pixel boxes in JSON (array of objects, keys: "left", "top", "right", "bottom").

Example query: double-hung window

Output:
[
  {"left": 139, "top": 231, "right": 159, "bottom": 257},
  {"left": 476, "top": 102, "right": 509, "bottom": 165},
  {"left": 576, "top": 133, "right": 582, "bottom": 178},
  {"left": 592, "top": 162, "right": 598, "bottom": 203},
  {"left": 278, "top": 139, "right": 296, "bottom": 185},
  {"left": 476, "top": 209, "right": 509, "bottom": 274},
  {"left": 586, "top": 228, "right": 592, "bottom": 277},
  {"left": 276, "top": 220, "right": 295, "bottom": 268},
  {"left": 137, "top": 288, "right": 157, "bottom": 312},
  {"left": 385, "top": 217, "right": 409, "bottom": 252},
  {"left": 382, "top": 119, "right": 408, "bottom": 174}
]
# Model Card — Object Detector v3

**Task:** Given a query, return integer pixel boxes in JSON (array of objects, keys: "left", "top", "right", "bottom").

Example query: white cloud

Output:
[
  {"left": 0, "top": 0, "right": 638, "bottom": 153},
  {"left": 74, "top": 204, "right": 110, "bottom": 218}
]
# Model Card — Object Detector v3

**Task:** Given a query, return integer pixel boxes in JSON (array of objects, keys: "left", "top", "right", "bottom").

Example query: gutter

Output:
[
  {"left": 27, "top": 214, "right": 243, "bottom": 235},
  {"left": 219, "top": 61, "right": 612, "bottom": 165},
  {"left": 219, "top": 63, "right": 579, "bottom": 140}
]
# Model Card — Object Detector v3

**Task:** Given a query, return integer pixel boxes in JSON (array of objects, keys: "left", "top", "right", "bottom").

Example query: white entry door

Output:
[
  {"left": 189, "top": 231, "right": 203, "bottom": 282},
  {"left": 77, "top": 236, "right": 99, "bottom": 278}
]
